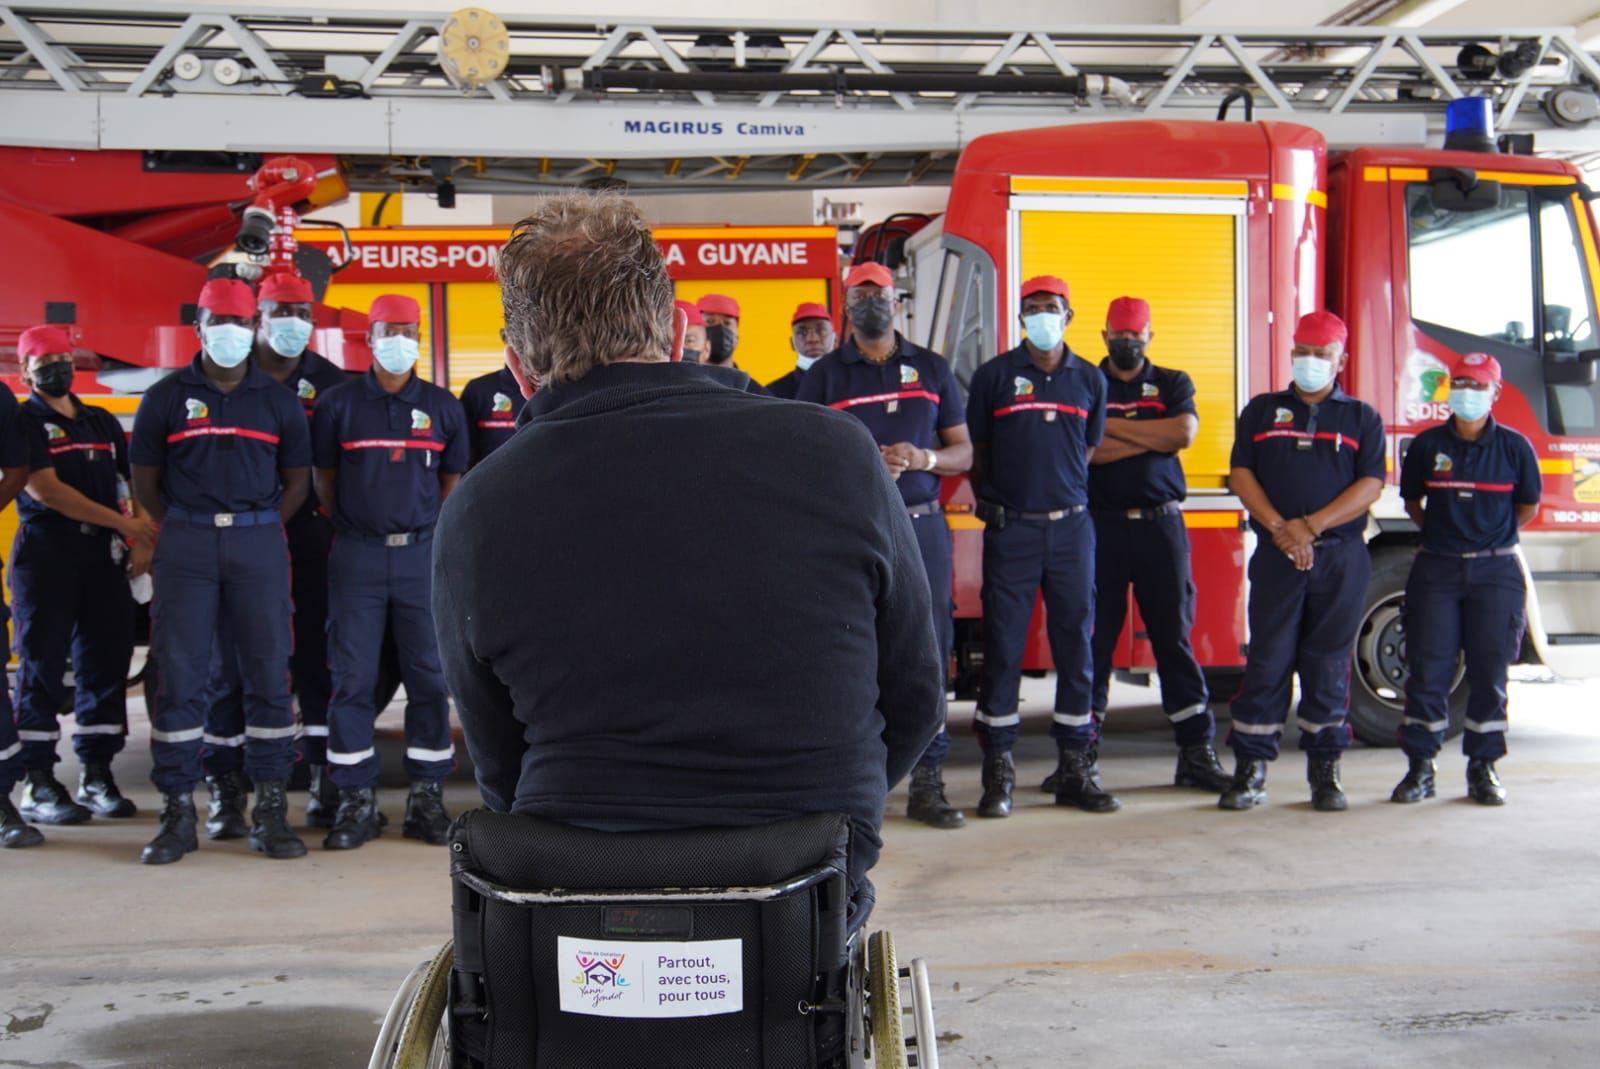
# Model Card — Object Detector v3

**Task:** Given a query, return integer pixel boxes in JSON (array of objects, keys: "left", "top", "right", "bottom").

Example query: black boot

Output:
[
  {"left": 1466, "top": 758, "right": 1507, "bottom": 806},
  {"left": 78, "top": 761, "right": 137, "bottom": 818},
  {"left": 402, "top": 781, "right": 452, "bottom": 845},
  {"left": 1174, "top": 744, "right": 1233, "bottom": 792},
  {"left": 906, "top": 765, "right": 966, "bottom": 829},
  {"left": 305, "top": 764, "right": 338, "bottom": 829},
  {"left": 1390, "top": 757, "right": 1437, "bottom": 804},
  {"left": 249, "top": 781, "right": 308, "bottom": 859},
  {"left": 1218, "top": 759, "right": 1268, "bottom": 810},
  {"left": 1308, "top": 757, "right": 1348, "bottom": 812},
  {"left": 140, "top": 792, "right": 198, "bottom": 864},
  {"left": 976, "top": 752, "right": 1015, "bottom": 819},
  {"left": 1052, "top": 747, "right": 1121, "bottom": 813},
  {"left": 204, "top": 772, "right": 249, "bottom": 840},
  {"left": 20, "top": 768, "right": 91, "bottom": 825},
  {"left": 2, "top": 793, "right": 44, "bottom": 849},
  {"left": 323, "top": 788, "right": 382, "bottom": 850}
]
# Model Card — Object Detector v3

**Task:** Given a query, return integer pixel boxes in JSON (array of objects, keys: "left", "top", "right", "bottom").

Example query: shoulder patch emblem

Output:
[
  {"left": 185, "top": 399, "right": 209, "bottom": 421},
  {"left": 1141, "top": 382, "right": 1160, "bottom": 398},
  {"left": 45, "top": 424, "right": 66, "bottom": 441},
  {"left": 411, "top": 408, "right": 433, "bottom": 431},
  {"left": 899, "top": 364, "right": 921, "bottom": 386},
  {"left": 296, "top": 379, "right": 316, "bottom": 400},
  {"left": 1273, "top": 407, "right": 1294, "bottom": 426},
  {"left": 492, "top": 391, "right": 513, "bottom": 414},
  {"left": 1013, "top": 376, "right": 1035, "bottom": 398},
  {"left": 1433, "top": 453, "right": 1453, "bottom": 473}
]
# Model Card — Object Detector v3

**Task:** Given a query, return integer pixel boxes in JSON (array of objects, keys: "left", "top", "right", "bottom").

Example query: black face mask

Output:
[
  {"left": 1107, "top": 338, "right": 1146, "bottom": 371},
  {"left": 680, "top": 346, "right": 703, "bottom": 364},
  {"left": 32, "top": 362, "right": 74, "bottom": 398},
  {"left": 851, "top": 296, "right": 895, "bottom": 339},
  {"left": 705, "top": 325, "right": 737, "bottom": 364}
]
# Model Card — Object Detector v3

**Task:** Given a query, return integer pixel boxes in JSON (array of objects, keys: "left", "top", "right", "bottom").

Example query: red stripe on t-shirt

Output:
[
  {"left": 166, "top": 426, "right": 281, "bottom": 445},
  {"left": 1251, "top": 429, "right": 1359, "bottom": 450},
  {"left": 993, "top": 401, "right": 1087, "bottom": 419},
  {"left": 340, "top": 438, "right": 446, "bottom": 452},
  {"left": 46, "top": 442, "right": 115, "bottom": 456},
  {"left": 829, "top": 389, "right": 941, "bottom": 410},
  {"left": 475, "top": 420, "right": 517, "bottom": 429},
  {"left": 1425, "top": 480, "right": 1515, "bottom": 492},
  {"left": 1106, "top": 400, "right": 1168, "bottom": 412}
]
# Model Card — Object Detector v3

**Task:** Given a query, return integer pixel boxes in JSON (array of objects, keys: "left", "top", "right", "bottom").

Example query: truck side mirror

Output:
[
  {"left": 1428, "top": 168, "right": 1502, "bottom": 212},
  {"left": 1546, "top": 349, "right": 1600, "bottom": 385}
]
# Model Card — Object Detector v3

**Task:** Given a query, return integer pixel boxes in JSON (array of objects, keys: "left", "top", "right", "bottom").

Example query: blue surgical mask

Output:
[
  {"left": 1291, "top": 355, "right": 1335, "bottom": 393},
  {"left": 266, "top": 317, "right": 312, "bottom": 358},
  {"left": 796, "top": 354, "right": 819, "bottom": 372},
  {"left": 203, "top": 323, "right": 254, "bottom": 368},
  {"left": 1023, "top": 312, "right": 1064, "bottom": 351},
  {"left": 1449, "top": 385, "right": 1493, "bottom": 422},
  {"left": 372, "top": 335, "right": 420, "bottom": 374}
]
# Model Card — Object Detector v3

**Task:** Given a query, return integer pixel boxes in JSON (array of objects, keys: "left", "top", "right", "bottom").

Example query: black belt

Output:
[
  {"left": 340, "top": 528, "right": 434, "bottom": 547},
  {"left": 1093, "top": 502, "right": 1181, "bottom": 520},
  {"left": 1006, "top": 505, "right": 1086, "bottom": 522},
  {"left": 1424, "top": 546, "right": 1518, "bottom": 560},
  {"left": 906, "top": 500, "right": 944, "bottom": 517}
]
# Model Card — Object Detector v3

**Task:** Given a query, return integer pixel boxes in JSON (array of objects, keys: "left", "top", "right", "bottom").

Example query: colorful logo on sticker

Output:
[
  {"left": 1433, "top": 453, "right": 1453, "bottom": 473},
  {"left": 899, "top": 364, "right": 921, "bottom": 386},
  {"left": 492, "top": 392, "right": 513, "bottom": 414},
  {"left": 186, "top": 399, "right": 209, "bottom": 421},
  {"left": 45, "top": 424, "right": 66, "bottom": 441},
  {"left": 1418, "top": 369, "right": 1450, "bottom": 403},
  {"left": 1273, "top": 407, "right": 1294, "bottom": 426},
  {"left": 297, "top": 379, "right": 317, "bottom": 401},
  {"left": 1142, "top": 382, "right": 1160, "bottom": 398},
  {"left": 410, "top": 409, "right": 432, "bottom": 431},
  {"left": 572, "top": 954, "right": 629, "bottom": 987},
  {"left": 1013, "top": 376, "right": 1035, "bottom": 398}
]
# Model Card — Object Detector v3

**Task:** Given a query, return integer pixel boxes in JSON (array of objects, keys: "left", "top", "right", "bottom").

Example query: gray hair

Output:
[{"left": 498, "top": 192, "right": 674, "bottom": 385}]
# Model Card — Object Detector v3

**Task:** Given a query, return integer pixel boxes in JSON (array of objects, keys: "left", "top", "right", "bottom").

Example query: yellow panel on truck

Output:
[{"left": 1011, "top": 184, "right": 1244, "bottom": 490}]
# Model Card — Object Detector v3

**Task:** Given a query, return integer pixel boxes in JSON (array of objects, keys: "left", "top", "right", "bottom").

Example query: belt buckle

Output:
[
  {"left": 214, "top": 513, "right": 235, "bottom": 528},
  {"left": 1048, "top": 509, "right": 1066, "bottom": 521},
  {"left": 384, "top": 533, "right": 410, "bottom": 548},
  {"left": 1126, "top": 509, "right": 1143, "bottom": 520}
]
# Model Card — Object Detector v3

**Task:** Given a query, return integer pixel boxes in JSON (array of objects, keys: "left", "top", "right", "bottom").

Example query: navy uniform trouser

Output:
[
  {"left": 1090, "top": 510, "right": 1213, "bottom": 747},
  {"left": 974, "top": 510, "right": 1095, "bottom": 753},
  {"left": 326, "top": 536, "right": 453, "bottom": 790},
  {"left": 0, "top": 561, "right": 20, "bottom": 794},
  {"left": 150, "top": 521, "right": 296, "bottom": 794},
  {"left": 1401, "top": 552, "right": 1523, "bottom": 761},
  {"left": 910, "top": 509, "right": 954, "bottom": 769},
  {"left": 11, "top": 523, "right": 135, "bottom": 770},
  {"left": 1228, "top": 537, "right": 1370, "bottom": 761}
]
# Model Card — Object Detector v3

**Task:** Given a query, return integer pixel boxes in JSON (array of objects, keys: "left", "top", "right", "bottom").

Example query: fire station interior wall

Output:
[
  {"left": 438, "top": 283, "right": 506, "bottom": 394},
  {"left": 671, "top": 278, "right": 834, "bottom": 386},
  {"left": 1016, "top": 209, "right": 1238, "bottom": 490},
  {"left": 322, "top": 282, "right": 435, "bottom": 382}
]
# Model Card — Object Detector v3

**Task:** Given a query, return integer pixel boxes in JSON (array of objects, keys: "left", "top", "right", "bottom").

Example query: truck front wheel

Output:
[{"left": 1349, "top": 547, "right": 1468, "bottom": 747}]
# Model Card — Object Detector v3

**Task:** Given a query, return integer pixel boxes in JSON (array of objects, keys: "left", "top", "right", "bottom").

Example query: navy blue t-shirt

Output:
[
  {"left": 1089, "top": 358, "right": 1196, "bottom": 510},
  {"left": 460, "top": 365, "right": 522, "bottom": 466},
  {"left": 279, "top": 348, "right": 354, "bottom": 520},
  {"left": 129, "top": 354, "right": 312, "bottom": 515},
  {"left": 17, "top": 395, "right": 129, "bottom": 525},
  {"left": 0, "top": 384, "right": 28, "bottom": 471},
  {"left": 768, "top": 368, "right": 805, "bottom": 401},
  {"left": 1229, "top": 384, "right": 1386, "bottom": 540},
  {"left": 796, "top": 334, "right": 964, "bottom": 507},
  {"left": 966, "top": 345, "right": 1107, "bottom": 512},
  {"left": 311, "top": 370, "right": 469, "bottom": 536},
  {"left": 1399, "top": 416, "right": 1540, "bottom": 554}
]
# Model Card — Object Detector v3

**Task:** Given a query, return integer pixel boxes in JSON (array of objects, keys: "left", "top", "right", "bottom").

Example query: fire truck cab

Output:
[{"left": 895, "top": 117, "right": 1600, "bottom": 745}]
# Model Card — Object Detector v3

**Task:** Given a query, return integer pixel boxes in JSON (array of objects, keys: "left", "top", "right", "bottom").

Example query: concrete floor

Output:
[{"left": 3, "top": 673, "right": 1598, "bottom": 1068}]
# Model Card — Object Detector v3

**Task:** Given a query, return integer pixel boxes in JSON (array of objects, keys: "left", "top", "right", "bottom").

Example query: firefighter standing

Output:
[
  {"left": 797, "top": 263, "right": 971, "bottom": 828},
  {"left": 768, "top": 302, "right": 836, "bottom": 400},
  {"left": 1083, "top": 298, "right": 1232, "bottom": 793},
  {"left": 460, "top": 339, "right": 523, "bottom": 465},
  {"left": 966, "top": 276, "right": 1113, "bottom": 817},
  {"left": 1395, "top": 353, "right": 1538, "bottom": 806},
  {"left": 0, "top": 369, "right": 41, "bottom": 847},
  {"left": 313, "top": 294, "right": 468, "bottom": 850},
  {"left": 1221, "top": 311, "right": 1384, "bottom": 811},
  {"left": 676, "top": 300, "right": 707, "bottom": 364},
  {"left": 697, "top": 294, "right": 742, "bottom": 368},
  {"left": 130, "top": 279, "right": 311, "bottom": 864},
  {"left": 11, "top": 326, "right": 155, "bottom": 829}
]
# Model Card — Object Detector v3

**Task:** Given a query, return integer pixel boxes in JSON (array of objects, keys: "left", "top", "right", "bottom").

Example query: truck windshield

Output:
[{"left": 1407, "top": 183, "right": 1600, "bottom": 435}]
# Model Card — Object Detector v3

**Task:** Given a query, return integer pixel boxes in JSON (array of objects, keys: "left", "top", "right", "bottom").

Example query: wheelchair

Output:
[{"left": 370, "top": 810, "right": 938, "bottom": 1069}]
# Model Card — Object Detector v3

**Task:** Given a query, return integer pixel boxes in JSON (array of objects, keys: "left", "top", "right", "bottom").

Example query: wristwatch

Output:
[{"left": 923, "top": 448, "right": 938, "bottom": 471}]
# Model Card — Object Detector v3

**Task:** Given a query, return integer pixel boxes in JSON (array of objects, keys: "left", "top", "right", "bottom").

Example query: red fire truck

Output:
[{"left": 889, "top": 115, "right": 1600, "bottom": 744}]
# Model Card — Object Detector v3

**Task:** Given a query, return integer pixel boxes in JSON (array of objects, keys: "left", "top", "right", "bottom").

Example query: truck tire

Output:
[{"left": 1350, "top": 546, "right": 1468, "bottom": 747}]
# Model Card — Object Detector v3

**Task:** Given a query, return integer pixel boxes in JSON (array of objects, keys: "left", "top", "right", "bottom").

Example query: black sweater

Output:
[{"left": 433, "top": 360, "right": 943, "bottom": 893}]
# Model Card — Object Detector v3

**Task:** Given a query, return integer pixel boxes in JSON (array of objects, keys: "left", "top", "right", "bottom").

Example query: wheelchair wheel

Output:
[
  {"left": 369, "top": 941, "right": 452, "bottom": 1069},
  {"left": 867, "top": 931, "right": 907, "bottom": 1069}
]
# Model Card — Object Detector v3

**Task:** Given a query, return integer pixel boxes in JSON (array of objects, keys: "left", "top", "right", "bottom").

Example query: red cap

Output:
[
  {"left": 1294, "top": 310, "right": 1347, "bottom": 349},
  {"left": 258, "top": 272, "right": 314, "bottom": 305},
  {"left": 844, "top": 263, "right": 894, "bottom": 290},
  {"left": 17, "top": 325, "right": 74, "bottom": 360},
  {"left": 697, "top": 293, "right": 740, "bottom": 319},
  {"left": 1105, "top": 296, "right": 1151, "bottom": 333},
  {"left": 1453, "top": 352, "right": 1502, "bottom": 386},
  {"left": 1020, "top": 275, "right": 1069, "bottom": 303},
  {"left": 675, "top": 299, "right": 704, "bottom": 327},
  {"left": 370, "top": 294, "right": 420, "bottom": 324},
  {"left": 792, "top": 302, "right": 832, "bottom": 325},
  {"left": 198, "top": 278, "right": 256, "bottom": 319}
]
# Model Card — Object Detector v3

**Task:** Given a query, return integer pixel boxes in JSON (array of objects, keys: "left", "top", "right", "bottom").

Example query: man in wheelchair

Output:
[{"left": 399, "top": 192, "right": 946, "bottom": 1067}]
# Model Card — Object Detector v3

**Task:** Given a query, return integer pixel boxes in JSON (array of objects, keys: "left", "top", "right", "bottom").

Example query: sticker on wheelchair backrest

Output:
[{"left": 556, "top": 935, "right": 743, "bottom": 1018}]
